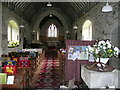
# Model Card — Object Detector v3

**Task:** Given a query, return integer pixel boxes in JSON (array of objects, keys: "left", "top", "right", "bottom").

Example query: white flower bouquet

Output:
[
  {"left": 87, "top": 39, "right": 119, "bottom": 60},
  {"left": 86, "top": 39, "right": 119, "bottom": 71}
]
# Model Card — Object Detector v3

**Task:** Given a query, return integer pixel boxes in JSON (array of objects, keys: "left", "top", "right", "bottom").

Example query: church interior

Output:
[{"left": 0, "top": 0, "right": 120, "bottom": 90}]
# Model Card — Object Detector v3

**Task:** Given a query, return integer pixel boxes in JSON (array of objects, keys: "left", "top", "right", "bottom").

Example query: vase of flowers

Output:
[
  {"left": 86, "top": 39, "right": 119, "bottom": 72},
  {"left": 96, "top": 58, "right": 109, "bottom": 64}
]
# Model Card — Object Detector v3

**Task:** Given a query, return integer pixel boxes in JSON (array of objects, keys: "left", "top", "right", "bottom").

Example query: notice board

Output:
[{"left": 65, "top": 40, "right": 95, "bottom": 81}]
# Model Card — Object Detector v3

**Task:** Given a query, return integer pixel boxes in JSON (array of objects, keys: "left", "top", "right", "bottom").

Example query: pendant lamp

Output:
[{"left": 102, "top": 1, "right": 112, "bottom": 12}]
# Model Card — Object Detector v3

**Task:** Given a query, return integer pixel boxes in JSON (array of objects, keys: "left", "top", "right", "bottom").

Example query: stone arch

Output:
[
  {"left": 40, "top": 19, "right": 63, "bottom": 37},
  {"left": 7, "top": 20, "right": 19, "bottom": 47},
  {"left": 31, "top": 7, "right": 71, "bottom": 39}
]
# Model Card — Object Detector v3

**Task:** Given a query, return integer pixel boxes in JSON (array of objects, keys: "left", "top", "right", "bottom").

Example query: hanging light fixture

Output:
[
  {"left": 102, "top": 0, "right": 112, "bottom": 12},
  {"left": 49, "top": 14, "right": 52, "bottom": 17},
  {"left": 19, "top": 24, "right": 24, "bottom": 28},
  {"left": 66, "top": 30, "right": 69, "bottom": 34},
  {"left": 73, "top": 4, "right": 78, "bottom": 30},
  {"left": 73, "top": 24, "right": 78, "bottom": 29},
  {"left": 19, "top": 12, "right": 24, "bottom": 28},
  {"left": 47, "top": 2, "right": 52, "bottom": 7}
]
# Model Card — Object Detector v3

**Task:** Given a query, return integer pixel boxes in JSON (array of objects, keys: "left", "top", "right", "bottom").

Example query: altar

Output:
[{"left": 81, "top": 65, "right": 120, "bottom": 88}]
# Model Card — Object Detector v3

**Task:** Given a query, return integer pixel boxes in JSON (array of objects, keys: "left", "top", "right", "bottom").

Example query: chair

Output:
[{"left": 60, "top": 78, "right": 78, "bottom": 90}]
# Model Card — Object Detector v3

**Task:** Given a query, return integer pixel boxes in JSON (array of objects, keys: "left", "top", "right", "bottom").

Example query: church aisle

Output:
[{"left": 36, "top": 52, "right": 60, "bottom": 89}]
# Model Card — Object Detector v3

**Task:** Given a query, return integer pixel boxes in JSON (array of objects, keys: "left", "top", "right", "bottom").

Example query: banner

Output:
[
  {"left": 4, "top": 65, "right": 17, "bottom": 74},
  {"left": 12, "top": 57, "right": 19, "bottom": 62},
  {"left": 19, "top": 60, "right": 30, "bottom": 67},
  {"left": 4, "top": 60, "right": 16, "bottom": 65}
]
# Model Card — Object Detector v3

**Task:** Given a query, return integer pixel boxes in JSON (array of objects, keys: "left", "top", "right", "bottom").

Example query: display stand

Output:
[{"left": 65, "top": 40, "right": 95, "bottom": 81}]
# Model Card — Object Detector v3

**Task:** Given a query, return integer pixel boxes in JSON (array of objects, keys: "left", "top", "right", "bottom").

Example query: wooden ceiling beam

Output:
[
  {"left": 18, "top": 2, "right": 26, "bottom": 11},
  {"left": 20, "top": 2, "right": 30, "bottom": 11},
  {"left": 75, "top": 2, "right": 83, "bottom": 10}
]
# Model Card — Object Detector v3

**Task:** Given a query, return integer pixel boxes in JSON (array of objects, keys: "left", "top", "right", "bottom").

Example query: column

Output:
[{"left": 0, "top": 2, "right": 2, "bottom": 56}]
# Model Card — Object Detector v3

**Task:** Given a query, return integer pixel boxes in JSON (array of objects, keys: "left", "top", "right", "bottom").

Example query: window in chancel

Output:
[{"left": 48, "top": 24, "right": 57, "bottom": 37}]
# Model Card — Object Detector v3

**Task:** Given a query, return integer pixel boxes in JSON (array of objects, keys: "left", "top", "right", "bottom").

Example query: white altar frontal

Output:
[{"left": 81, "top": 65, "right": 120, "bottom": 89}]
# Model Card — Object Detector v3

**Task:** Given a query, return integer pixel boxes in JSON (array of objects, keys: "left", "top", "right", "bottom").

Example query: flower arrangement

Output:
[
  {"left": 8, "top": 41, "right": 19, "bottom": 48},
  {"left": 87, "top": 39, "right": 119, "bottom": 60}
]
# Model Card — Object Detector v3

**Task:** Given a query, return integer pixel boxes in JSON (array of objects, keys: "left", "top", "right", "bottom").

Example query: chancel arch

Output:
[
  {"left": 32, "top": 8, "right": 71, "bottom": 39},
  {"left": 39, "top": 15, "right": 63, "bottom": 47}
]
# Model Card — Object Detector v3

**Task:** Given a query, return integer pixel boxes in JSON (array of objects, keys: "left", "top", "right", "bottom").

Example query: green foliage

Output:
[
  {"left": 87, "top": 40, "right": 119, "bottom": 60},
  {"left": 8, "top": 41, "right": 19, "bottom": 48}
]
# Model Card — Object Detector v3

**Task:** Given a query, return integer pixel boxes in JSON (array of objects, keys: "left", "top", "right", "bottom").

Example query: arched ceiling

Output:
[
  {"left": 2, "top": 1, "right": 98, "bottom": 23},
  {"left": 39, "top": 14, "right": 63, "bottom": 29}
]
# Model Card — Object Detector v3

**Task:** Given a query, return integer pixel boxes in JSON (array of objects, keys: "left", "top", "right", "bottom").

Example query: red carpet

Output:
[{"left": 37, "top": 54, "right": 60, "bottom": 88}]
